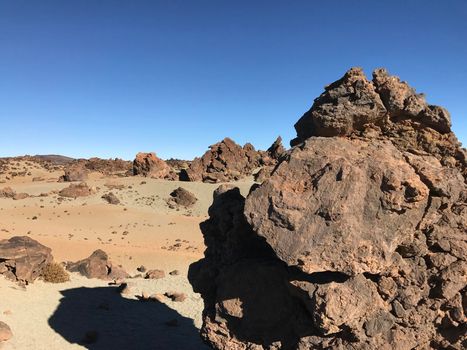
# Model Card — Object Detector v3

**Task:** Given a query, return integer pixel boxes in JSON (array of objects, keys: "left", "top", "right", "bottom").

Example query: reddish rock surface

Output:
[
  {"left": 0, "top": 236, "right": 53, "bottom": 284},
  {"left": 0, "top": 321, "right": 13, "bottom": 343},
  {"left": 132, "top": 152, "right": 174, "bottom": 179},
  {"left": 189, "top": 68, "right": 466, "bottom": 349},
  {"left": 180, "top": 138, "right": 261, "bottom": 183}
]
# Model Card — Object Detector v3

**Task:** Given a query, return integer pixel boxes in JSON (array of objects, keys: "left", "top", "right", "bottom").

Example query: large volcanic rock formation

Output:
[
  {"left": 181, "top": 137, "right": 286, "bottom": 183},
  {"left": 181, "top": 138, "right": 262, "bottom": 183},
  {"left": 189, "top": 68, "right": 466, "bottom": 349}
]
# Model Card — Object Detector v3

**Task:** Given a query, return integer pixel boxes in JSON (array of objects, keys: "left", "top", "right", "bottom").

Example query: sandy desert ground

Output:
[{"left": 0, "top": 159, "right": 254, "bottom": 349}]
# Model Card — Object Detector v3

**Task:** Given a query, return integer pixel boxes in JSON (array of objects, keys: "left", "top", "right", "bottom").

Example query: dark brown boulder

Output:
[
  {"left": 101, "top": 192, "right": 120, "bottom": 205},
  {"left": 66, "top": 250, "right": 129, "bottom": 280},
  {"left": 0, "top": 236, "right": 53, "bottom": 284},
  {"left": 168, "top": 187, "right": 197, "bottom": 207},
  {"left": 190, "top": 68, "right": 467, "bottom": 349},
  {"left": 132, "top": 152, "right": 174, "bottom": 179}
]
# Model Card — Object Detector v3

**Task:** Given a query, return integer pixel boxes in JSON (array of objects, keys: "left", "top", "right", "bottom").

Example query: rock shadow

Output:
[{"left": 48, "top": 286, "right": 208, "bottom": 350}]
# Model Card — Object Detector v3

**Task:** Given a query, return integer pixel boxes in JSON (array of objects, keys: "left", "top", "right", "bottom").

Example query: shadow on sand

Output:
[{"left": 48, "top": 286, "right": 209, "bottom": 350}]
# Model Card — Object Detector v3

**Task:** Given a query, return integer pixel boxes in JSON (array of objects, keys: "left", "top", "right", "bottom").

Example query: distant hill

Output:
[{"left": 32, "top": 154, "right": 75, "bottom": 165}]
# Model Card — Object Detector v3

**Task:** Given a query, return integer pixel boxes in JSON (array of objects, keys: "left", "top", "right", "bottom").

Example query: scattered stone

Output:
[
  {"left": 101, "top": 192, "right": 120, "bottom": 205},
  {"left": 145, "top": 269, "right": 165, "bottom": 280},
  {"left": 59, "top": 182, "right": 95, "bottom": 198},
  {"left": 149, "top": 293, "right": 165, "bottom": 303},
  {"left": 0, "top": 321, "right": 12, "bottom": 342},
  {"left": 136, "top": 265, "right": 146, "bottom": 273}
]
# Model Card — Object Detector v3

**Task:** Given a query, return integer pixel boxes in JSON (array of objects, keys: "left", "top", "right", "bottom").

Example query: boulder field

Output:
[{"left": 189, "top": 68, "right": 466, "bottom": 349}]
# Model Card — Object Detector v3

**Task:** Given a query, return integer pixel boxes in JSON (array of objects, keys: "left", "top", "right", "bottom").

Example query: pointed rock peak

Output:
[{"left": 291, "top": 67, "right": 459, "bottom": 162}]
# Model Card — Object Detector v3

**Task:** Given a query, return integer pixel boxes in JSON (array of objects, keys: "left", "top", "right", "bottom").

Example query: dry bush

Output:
[{"left": 41, "top": 262, "right": 70, "bottom": 283}]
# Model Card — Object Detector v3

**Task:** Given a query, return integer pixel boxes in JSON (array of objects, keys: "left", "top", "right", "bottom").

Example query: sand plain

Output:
[{"left": 0, "top": 159, "right": 254, "bottom": 349}]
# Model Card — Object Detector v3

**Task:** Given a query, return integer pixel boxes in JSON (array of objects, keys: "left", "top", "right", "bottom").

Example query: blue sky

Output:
[{"left": 0, "top": 1, "right": 466, "bottom": 160}]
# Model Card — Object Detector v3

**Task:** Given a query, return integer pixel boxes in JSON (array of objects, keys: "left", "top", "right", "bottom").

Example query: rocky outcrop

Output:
[
  {"left": 180, "top": 138, "right": 261, "bottom": 183},
  {"left": 0, "top": 236, "right": 53, "bottom": 284},
  {"left": 189, "top": 68, "right": 466, "bottom": 349},
  {"left": 66, "top": 250, "right": 128, "bottom": 280},
  {"left": 132, "top": 152, "right": 175, "bottom": 179},
  {"left": 59, "top": 163, "right": 89, "bottom": 182},
  {"left": 0, "top": 187, "right": 29, "bottom": 200},
  {"left": 292, "top": 67, "right": 465, "bottom": 171},
  {"left": 84, "top": 157, "right": 132, "bottom": 175}
]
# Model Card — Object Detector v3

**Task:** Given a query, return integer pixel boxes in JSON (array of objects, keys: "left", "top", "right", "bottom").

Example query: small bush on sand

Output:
[{"left": 41, "top": 262, "right": 70, "bottom": 283}]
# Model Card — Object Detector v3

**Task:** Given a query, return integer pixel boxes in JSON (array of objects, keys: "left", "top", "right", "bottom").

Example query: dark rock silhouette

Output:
[
  {"left": 48, "top": 286, "right": 208, "bottom": 350},
  {"left": 189, "top": 68, "right": 466, "bottom": 349}
]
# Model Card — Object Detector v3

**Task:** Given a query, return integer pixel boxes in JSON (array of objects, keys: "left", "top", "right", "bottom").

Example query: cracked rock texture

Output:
[{"left": 189, "top": 68, "right": 466, "bottom": 349}]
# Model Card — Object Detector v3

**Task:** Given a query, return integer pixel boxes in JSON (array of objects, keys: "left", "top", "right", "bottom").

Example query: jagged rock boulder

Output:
[
  {"left": 132, "top": 152, "right": 174, "bottom": 179},
  {"left": 189, "top": 68, "right": 467, "bottom": 349},
  {"left": 0, "top": 236, "right": 53, "bottom": 284},
  {"left": 292, "top": 67, "right": 464, "bottom": 171},
  {"left": 261, "top": 136, "right": 286, "bottom": 165},
  {"left": 66, "top": 249, "right": 129, "bottom": 280},
  {"left": 254, "top": 136, "right": 287, "bottom": 182},
  {"left": 59, "top": 182, "right": 95, "bottom": 198},
  {"left": 180, "top": 138, "right": 261, "bottom": 183},
  {"left": 168, "top": 187, "right": 197, "bottom": 207}
]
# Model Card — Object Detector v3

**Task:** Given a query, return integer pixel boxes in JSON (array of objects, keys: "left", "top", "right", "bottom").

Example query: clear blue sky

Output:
[{"left": 0, "top": 1, "right": 466, "bottom": 160}]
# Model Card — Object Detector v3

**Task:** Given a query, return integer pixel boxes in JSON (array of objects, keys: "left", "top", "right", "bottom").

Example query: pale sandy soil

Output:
[{"left": 0, "top": 160, "right": 254, "bottom": 349}]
